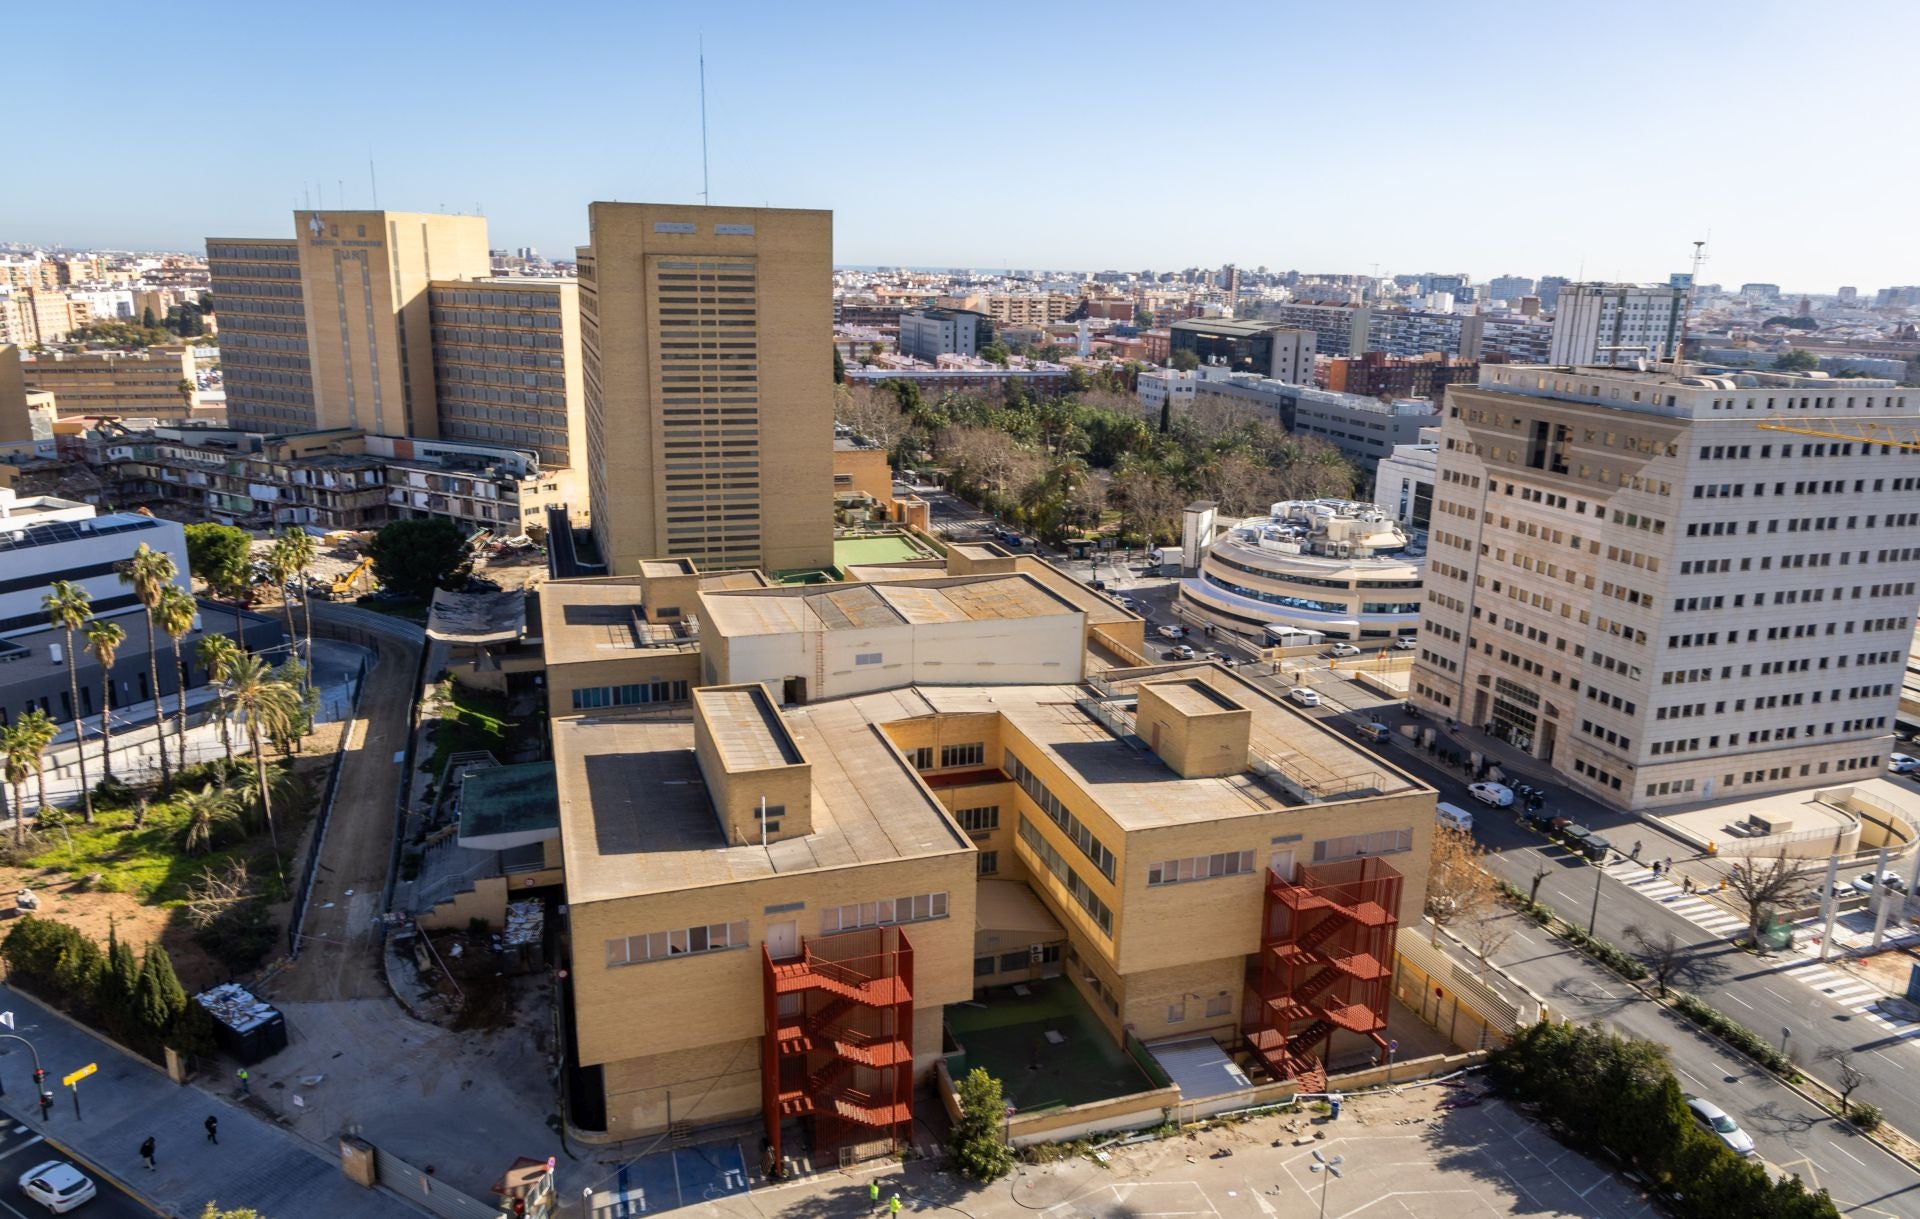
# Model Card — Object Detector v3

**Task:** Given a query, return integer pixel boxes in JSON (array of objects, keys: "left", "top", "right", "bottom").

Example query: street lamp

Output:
[
  {"left": 1587, "top": 853, "right": 1606, "bottom": 936},
  {"left": 1309, "top": 1149, "right": 1345, "bottom": 1219}
]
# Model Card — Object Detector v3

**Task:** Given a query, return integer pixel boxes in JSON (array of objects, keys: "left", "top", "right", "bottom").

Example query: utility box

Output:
[{"left": 339, "top": 1135, "right": 377, "bottom": 1188}]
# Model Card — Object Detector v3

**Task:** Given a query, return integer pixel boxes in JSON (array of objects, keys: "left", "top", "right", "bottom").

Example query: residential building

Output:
[
  {"left": 1372, "top": 427, "right": 1439, "bottom": 532},
  {"left": 1190, "top": 377, "right": 1440, "bottom": 474},
  {"left": 1178, "top": 499, "right": 1423, "bottom": 642},
  {"left": 204, "top": 239, "right": 316, "bottom": 432},
  {"left": 1480, "top": 315, "right": 1555, "bottom": 364},
  {"left": 897, "top": 309, "right": 985, "bottom": 363},
  {"left": 1535, "top": 277, "right": 1569, "bottom": 311},
  {"left": 1548, "top": 284, "right": 1687, "bottom": 367},
  {"left": 1410, "top": 364, "right": 1919, "bottom": 809},
  {"left": 1486, "top": 275, "right": 1536, "bottom": 304},
  {"left": 1261, "top": 304, "right": 1366, "bottom": 358},
  {"left": 579, "top": 203, "right": 835, "bottom": 576},
  {"left": 1169, "top": 319, "right": 1314, "bottom": 382},
  {"left": 21, "top": 346, "right": 197, "bottom": 419},
  {"left": 1137, "top": 366, "right": 1234, "bottom": 418},
  {"left": 1364, "top": 310, "right": 1483, "bottom": 361},
  {"left": 428, "top": 278, "right": 584, "bottom": 471},
  {"left": 983, "top": 293, "right": 1076, "bottom": 326},
  {"left": 0, "top": 345, "right": 31, "bottom": 450},
  {"left": 1322, "top": 353, "right": 1477, "bottom": 402}
]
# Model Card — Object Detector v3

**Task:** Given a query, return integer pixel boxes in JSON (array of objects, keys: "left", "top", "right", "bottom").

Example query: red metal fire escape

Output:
[
  {"left": 1245, "top": 856, "right": 1401, "bottom": 1092},
  {"left": 762, "top": 926, "right": 915, "bottom": 1169}
]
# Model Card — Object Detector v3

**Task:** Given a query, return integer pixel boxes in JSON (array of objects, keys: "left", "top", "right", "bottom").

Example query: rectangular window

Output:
[
  {"left": 1006, "top": 755, "right": 1117, "bottom": 880},
  {"left": 998, "top": 951, "right": 1028, "bottom": 972},
  {"left": 604, "top": 920, "right": 749, "bottom": 967},
  {"left": 1167, "top": 1002, "right": 1186, "bottom": 1024},
  {"left": 855, "top": 652, "right": 883, "bottom": 666},
  {"left": 973, "top": 956, "right": 996, "bottom": 977},
  {"left": 1016, "top": 818, "right": 1113, "bottom": 936},
  {"left": 1311, "top": 828, "right": 1414, "bottom": 863},
  {"left": 954, "top": 805, "right": 999, "bottom": 835},
  {"left": 977, "top": 850, "right": 999, "bottom": 876},
  {"left": 910, "top": 747, "right": 934, "bottom": 770},
  {"left": 1145, "top": 850, "right": 1256, "bottom": 886},
  {"left": 940, "top": 742, "right": 985, "bottom": 768},
  {"left": 821, "top": 892, "right": 949, "bottom": 934},
  {"left": 1205, "top": 994, "right": 1232, "bottom": 1018}
]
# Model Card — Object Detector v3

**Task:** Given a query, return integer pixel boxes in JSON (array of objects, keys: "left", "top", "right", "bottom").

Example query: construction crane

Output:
[{"left": 1755, "top": 421, "right": 1920, "bottom": 452}]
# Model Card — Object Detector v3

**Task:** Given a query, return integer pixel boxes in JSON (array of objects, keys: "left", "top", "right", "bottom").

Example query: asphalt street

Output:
[{"left": 0, "top": 1103, "right": 148, "bottom": 1219}]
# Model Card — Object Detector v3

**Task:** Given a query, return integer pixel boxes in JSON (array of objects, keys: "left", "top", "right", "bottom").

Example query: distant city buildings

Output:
[
  {"left": 1168, "top": 318, "right": 1314, "bottom": 382},
  {"left": 897, "top": 308, "right": 986, "bottom": 363},
  {"left": 1547, "top": 283, "right": 1686, "bottom": 367}
]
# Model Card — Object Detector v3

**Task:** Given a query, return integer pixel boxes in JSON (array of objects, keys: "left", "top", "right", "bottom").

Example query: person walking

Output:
[
  {"left": 1664, "top": 856, "right": 1674, "bottom": 875},
  {"left": 1631, "top": 840, "right": 1642, "bottom": 861},
  {"left": 204, "top": 1115, "right": 218, "bottom": 1145},
  {"left": 235, "top": 1068, "right": 249, "bottom": 1097},
  {"left": 139, "top": 1136, "right": 156, "bottom": 1171},
  {"left": 889, "top": 1194, "right": 903, "bottom": 1216},
  {"left": 869, "top": 1181, "right": 880, "bottom": 1212}
]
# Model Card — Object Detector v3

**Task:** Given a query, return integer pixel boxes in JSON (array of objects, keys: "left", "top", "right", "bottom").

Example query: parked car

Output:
[
  {"left": 1851, "top": 870, "right": 1906, "bottom": 895},
  {"left": 1156, "top": 625, "right": 1182, "bottom": 640},
  {"left": 1172, "top": 644, "right": 1195, "bottom": 660},
  {"left": 18, "top": 1161, "right": 95, "bottom": 1214},
  {"left": 1469, "top": 782, "right": 1515, "bottom": 808},
  {"left": 1521, "top": 805, "right": 1557, "bottom": 833},
  {"left": 1437, "top": 802, "right": 1475, "bottom": 832},
  {"left": 1392, "top": 636, "right": 1418, "bottom": 650},
  {"left": 1328, "top": 643, "right": 1361, "bottom": 657},
  {"left": 1355, "top": 721, "right": 1391, "bottom": 745},
  {"left": 1091, "top": 580, "right": 1106, "bottom": 591},
  {"left": 1889, "top": 753, "right": 1920, "bottom": 774},
  {"left": 1686, "top": 1098, "right": 1756, "bottom": 1157},
  {"left": 1289, "top": 688, "right": 1321, "bottom": 708},
  {"left": 1120, "top": 597, "right": 1140, "bottom": 612}
]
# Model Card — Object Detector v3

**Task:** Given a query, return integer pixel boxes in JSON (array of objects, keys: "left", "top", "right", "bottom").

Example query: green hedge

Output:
[
  {"left": 1490, "top": 1022, "right": 1838, "bottom": 1218},
  {"left": 1671, "top": 993, "right": 1797, "bottom": 1076}
]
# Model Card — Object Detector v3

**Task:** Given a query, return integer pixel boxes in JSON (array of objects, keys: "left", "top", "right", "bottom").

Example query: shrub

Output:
[
  {"left": 1847, "top": 1102, "right": 1882, "bottom": 1132},
  {"left": 949, "top": 1067, "right": 1016, "bottom": 1182},
  {"left": 1672, "top": 993, "right": 1796, "bottom": 1076},
  {"left": 193, "top": 900, "right": 279, "bottom": 974}
]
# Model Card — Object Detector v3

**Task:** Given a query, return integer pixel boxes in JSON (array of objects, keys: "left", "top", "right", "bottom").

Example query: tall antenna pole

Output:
[
  {"left": 699, "top": 35, "right": 710, "bottom": 205},
  {"left": 1672, "top": 239, "right": 1708, "bottom": 369},
  {"left": 369, "top": 154, "right": 379, "bottom": 209}
]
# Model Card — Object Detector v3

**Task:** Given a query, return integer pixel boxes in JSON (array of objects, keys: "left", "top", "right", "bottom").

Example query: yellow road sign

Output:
[{"left": 61, "top": 1063, "right": 96, "bottom": 1088}]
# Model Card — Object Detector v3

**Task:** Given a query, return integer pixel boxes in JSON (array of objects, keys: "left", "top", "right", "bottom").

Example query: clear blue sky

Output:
[{"left": 12, "top": 0, "right": 1919, "bottom": 289}]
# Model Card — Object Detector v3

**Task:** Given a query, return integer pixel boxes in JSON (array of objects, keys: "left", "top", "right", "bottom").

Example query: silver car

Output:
[{"left": 1686, "top": 1097, "right": 1756, "bottom": 1157}]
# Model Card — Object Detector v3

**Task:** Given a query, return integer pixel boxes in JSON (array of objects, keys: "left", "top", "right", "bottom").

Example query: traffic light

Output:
[
  {"left": 36, "top": 1092, "right": 51, "bottom": 1119},
  {"left": 511, "top": 1199, "right": 525, "bottom": 1217}
]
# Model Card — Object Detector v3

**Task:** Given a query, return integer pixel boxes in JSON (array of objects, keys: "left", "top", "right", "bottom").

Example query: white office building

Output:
[
  {"left": 1548, "top": 283, "right": 1687, "bottom": 367},
  {"left": 1373, "top": 427, "right": 1439, "bottom": 534}
]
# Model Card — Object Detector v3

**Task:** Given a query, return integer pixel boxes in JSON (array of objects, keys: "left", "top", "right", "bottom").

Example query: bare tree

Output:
[
  {"left": 1202, "top": 451, "right": 1287, "bottom": 517},
  {"left": 835, "top": 384, "right": 908, "bottom": 454},
  {"left": 1463, "top": 904, "right": 1515, "bottom": 969},
  {"left": 1817, "top": 1045, "right": 1871, "bottom": 1114},
  {"left": 1527, "top": 860, "right": 1553, "bottom": 907},
  {"left": 182, "top": 858, "right": 255, "bottom": 929},
  {"left": 1724, "top": 852, "right": 1808, "bottom": 946},
  {"left": 1623, "top": 924, "right": 1702, "bottom": 998},
  {"left": 1425, "top": 824, "right": 1497, "bottom": 946}
]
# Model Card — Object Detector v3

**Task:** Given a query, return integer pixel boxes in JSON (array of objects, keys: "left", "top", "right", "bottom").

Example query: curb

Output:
[{"left": 22, "top": 1130, "right": 168, "bottom": 1218}]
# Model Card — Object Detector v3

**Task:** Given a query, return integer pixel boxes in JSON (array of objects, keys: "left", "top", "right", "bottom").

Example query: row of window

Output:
[
  {"left": 1006, "top": 754, "right": 1116, "bottom": 880},
  {"left": 605, "top": 921, "right": 749, "bottom": 967},
  {"left": 1146, "top": 851, "right": 1256, "bottom": 887},
  {"left": 1017, "top": 819, "right": 1113, "bottom": 936},
  {"left": 570, "top": 680, "right": 689, "bottom": 710},
  {"left": 821, "top": 892, "right": 949, "bottom": 933}
]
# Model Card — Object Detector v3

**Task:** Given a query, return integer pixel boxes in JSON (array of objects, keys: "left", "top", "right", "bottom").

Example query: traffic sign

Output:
[
  {"left": 61, "top": 1063, "right": 96, "bottom": 1088},
  {"left": 0, "top": 1011, "right": 13, "bottom": 1030}
]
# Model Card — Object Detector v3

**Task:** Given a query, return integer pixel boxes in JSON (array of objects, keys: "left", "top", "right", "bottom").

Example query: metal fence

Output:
[{"left": 367, "top": 1140, "right": 505, "bottom": 1219}]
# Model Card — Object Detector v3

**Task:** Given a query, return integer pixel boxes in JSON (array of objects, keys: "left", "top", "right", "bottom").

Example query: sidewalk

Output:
[{"left": 0, "top": 986, "right": 419, "bottom": 1218}]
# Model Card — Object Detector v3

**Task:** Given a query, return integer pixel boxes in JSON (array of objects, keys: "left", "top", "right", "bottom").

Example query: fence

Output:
[
  {"left": 365, "top": 1139, "right": 505, "bottom": 1219},
  {"left": 288, "top": 642, "right": 376, "bottom": 956}
]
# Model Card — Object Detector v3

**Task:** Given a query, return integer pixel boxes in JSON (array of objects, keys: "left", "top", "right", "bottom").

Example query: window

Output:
[
  {"left": 999, "top": 951, "right": 1029, "bottom": 972},
  {"left": 977, "top": 851, "right": 999, "bottom": 876},
  {"left": 955, "top": 805, "right": 999, "bottom": 835},
  {"left": 1017, "top": 819, "right": 1114, "bottom": 936},
  {"left": 909, "top": 747, "right": 934, "bottom": 770},
  {"left": 940, "top": 742, "right": 985, "bottom": 768},
  {"left": 855, "top": 652, "right": 883, "bottom": 665},
  {"left": 1167, "top": 1002, "right": 1186, "bottom": 1025},
  {"left": 571, "top": 680, "right": 690, "bottom": 709},
  {"left": 1146, "top": 851, "right": 1256, "bottom": 886},
  {"left": 1312, "top": 828, "right": 1414, "bottom": 863},
  {"left": 1205, "top": 994, "right": 1232, "bottom": 1018},
  {"left": 1006, "top": 755, "right": 1117, "bottom": 880},
  {"left": 973, "top": 956, "right": 996, "bottom": 977},
  {"left": 821, "top": 892, "right": 949, "bottom": 933},
  {"left": 605, "top": 921, "right": 749, "bottom": 967}
]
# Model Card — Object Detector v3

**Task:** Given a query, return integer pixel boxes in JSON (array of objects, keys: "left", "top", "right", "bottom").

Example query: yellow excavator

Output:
[{"left": 331, "top": 556, "right": 375, "bottom": 599}]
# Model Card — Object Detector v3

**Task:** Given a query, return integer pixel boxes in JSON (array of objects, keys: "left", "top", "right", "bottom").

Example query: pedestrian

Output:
[
  {"left": 235, "top": 1067, "right": 249, "bottom": 1097},
  {"left": 1651, "top": 860, "right": 1662, "bottom": 877},
  {"left": 1683, "top": 876, "right": 1693, "bottom": 895},
  {"left": 1664, "top": 856, "right": 1673, "bottom": 874},
  {"left": 139, "top": 1136, "right": 155, "bottom": 1171},
  {"left": 889, "top": 1194, "right": 903, "bottom": 1216},
  {"left": 869, "top": 1181, "right": 880, "bottom": 1212},
  {"left": 204, "top": 1115, "right": 218, "bottom": 1145},
  {"left": 1631, "top": 840, "right": 1642, "bottom": 861}
]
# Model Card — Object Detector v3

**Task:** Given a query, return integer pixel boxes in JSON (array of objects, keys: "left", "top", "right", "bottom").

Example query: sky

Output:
[{"left": 11, "top": 0, "right": 1920, "bottom": 290}]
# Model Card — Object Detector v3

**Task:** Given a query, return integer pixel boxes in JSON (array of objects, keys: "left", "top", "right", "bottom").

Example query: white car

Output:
[
  {"left": 1289, "top": 688, "right": 1322, "bottom": 708},
  {"left": 1686, "top": 1097, "right": 1756, "bottom": 1158},
  {"left": 18, "top": 1161, "right": 95, "bottom": 1213},
  {"left": 1328, "top": 643, "right": 1361, "bottom": 656},
  {"left": 1392, "top": 636, "right": 1417, "bottom": 650},
  {"left": 1172, "top": 644, "right": 1195, "bottom": 660},
  {"left": 1889, "top": 753, "right": 1920, "bottom": 774},
  {"left": 1468, "top": 782, "right": 1515, "bottom": 808},
  {"left": 1120, "top": 598, "right": 1140, "bottom": 612},
  {"left": 1851, "top": 869, "right": 1906, "bottom": 895}
]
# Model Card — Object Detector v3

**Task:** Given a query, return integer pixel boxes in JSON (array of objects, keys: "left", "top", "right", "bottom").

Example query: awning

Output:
[{"left": 1148, "top": 1037, "right": 1251, "bottom": 1102}]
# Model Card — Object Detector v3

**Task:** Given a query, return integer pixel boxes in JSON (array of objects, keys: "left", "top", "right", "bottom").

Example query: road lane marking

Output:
[
  {"left": 1725, "top": 992, "right": 1755, "bottom": 1010},
  {"left": 1827, "top": 1140, "right": 1866, "bottom": 1168},
  {"left": 0, "top": 1134, "right": 43, "bottom": 1163}
]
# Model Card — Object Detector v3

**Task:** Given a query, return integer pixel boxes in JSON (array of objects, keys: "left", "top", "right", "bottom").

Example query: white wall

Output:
[{"left": 717, "top": 615, "right": 1084, "bottom": 700}]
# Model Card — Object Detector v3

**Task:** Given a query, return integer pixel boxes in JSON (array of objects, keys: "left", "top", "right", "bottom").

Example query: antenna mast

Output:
[
  {"left": 699, "top": 35, "right": 710, "bottom": 204},
  {"left": 1672, "top": 239, "right": 1708, "bottom": 369},
  {"left": 369, "top": 154, "right": 379, "bottom": 208}
]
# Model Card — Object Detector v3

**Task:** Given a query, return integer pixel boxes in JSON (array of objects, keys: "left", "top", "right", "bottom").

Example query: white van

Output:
[{"left": 1436, "top": 802, "right": 1475, "bottom": 833}]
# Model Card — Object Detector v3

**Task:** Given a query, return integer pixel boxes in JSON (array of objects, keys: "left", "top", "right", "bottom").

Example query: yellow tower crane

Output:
[{"left": 1754, "top": 420, "right": 1920, "bottom": 451}]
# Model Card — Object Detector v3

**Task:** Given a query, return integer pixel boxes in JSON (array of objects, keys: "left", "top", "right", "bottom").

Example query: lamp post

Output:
[
  {"left": 1780, "top": 1026, "right": 1791, "bottom": 1058},
  {"left": 1309, "top": 1149, "right": 1344, "bottom": 1219},
  {"left": 1587, "top": 854, "right": 1606, "bottom": 936}
]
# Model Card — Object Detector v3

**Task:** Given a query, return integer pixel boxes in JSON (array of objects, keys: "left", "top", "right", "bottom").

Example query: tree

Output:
[
  {"left": 369, "top": 518, "right": 470, "bottom": 601},
  {"left": 1169, "top": 348, "right": 1200, "bottom": 372},
  {"left": 277, "top": 527, "right": 318, "bottom": 673},
  {"left": 831, "top": 345, "right": 845, "bottom": 384},
  {"left": 15, "top": 710, "right": 56, "bottom": 819},
  {"left": 1772, "top": 349, "right": 1820, "bottom": 372},
  {"left": 185, "top": 522, "right": 253, "bottom": 642},
  {"left": 1623, "top": 924, "right": 1708, "bottom": 998},
  {"left": 142, "top": 307, "right": 158, "bottom": 330},
  {"left": 120, "top": 543, "right": 179, "bottom": 794},
  {"left": 1817, "top": 1045, "right": 1870, "bottom": 1115},
  {"left": 1725, "top": 852, "right": 1807, "bottom": 946},
  {"left": 177, "top": 378, "right": 195, "bottom": 412},
  {"left": 263, "top": 534, "right": 301, "bottom": 656},
  {"left": 196, "top": 634, "right": 241, "bottom": 777},
  {"left": 157, "top": 585, "right": 196, "bottom": 759},
  {"left": 979, "top": 342, "right": 1011, "bottom": 367},
  {"left": 1, "top": 723, "right": 33, "bottom": 847},
  {"left": 201, "top": 1205, "right": 267, "bottom": 1219},
  {"left": 100, "top": 924, "right": 141, "bottom": 1045},
  {"left": 1424, "top": 823, "right": 1496, "bottom": 945},
  {"left": 42, "top": 580, "right": 94, "bottom": 822},
  {"left": 949, "top": 1067, "right": 1015, "bottom": 1182},
  {"left": 225, "top": 652, "right": 300, "bottom": 879},
  {"left": 135, "top": 944, "right": 187, "bottom": 1047},
  {"left": 1134, "top": 305, "right": 1155, "bottom": 328},
  {"left": 1463, "top": 903, "right": 1515, "bottom": 969},
  {"left": 83, "top": 618, "right": 126, "bottom": 785},
  {"left": 177, "top": 784, "right": 239, "bottom": 856}
]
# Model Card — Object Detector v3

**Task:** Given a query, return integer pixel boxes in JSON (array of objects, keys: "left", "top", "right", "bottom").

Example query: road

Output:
[{"left": 0, "top": 1108, "right": 146, "bottom": 1219}]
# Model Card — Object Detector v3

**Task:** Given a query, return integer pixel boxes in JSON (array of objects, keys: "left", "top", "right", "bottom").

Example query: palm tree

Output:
[
  {"left": 1, "top": 723, "right": 34, "bottom": 847},
  {"left": 196, "top": 634, "right": 241, "bottom": 780},
  {"left": 15, "top": 710, "right": 56, "bottom": 819},
  {"left": 176, "top": 784, "right": 238, "bottom": 856},
  {"left": 225, "top": 651, "right": 300, "bottom": 881},
  {"left": 264, "top": 536, "right": 300, "bottom": 668},
  {"left": 277, "top": 528, "right": 318, "bottom": 679},
  {"left": 120, "top": 543, "right": 178, "bottom": 794},
  {"left": 41, "top": 580, "right": 94, "bottom": 823},
  {"left": 156, "top": 586, "right": 196, "bottom": 762},
  {"left": 83, "top": 618, "right": 126, "bottom": 790}
]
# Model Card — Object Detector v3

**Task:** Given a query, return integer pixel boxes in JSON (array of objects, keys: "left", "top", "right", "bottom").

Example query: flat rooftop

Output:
[
  {"left": 694, "top": 686, "right": 802, "bottom": 770},
  {"left": 553, "top": 686, "right": 971, "bottom": 904},
  {"left": 701, "top": 573, "right": 1079, "bottom": 638},
  {"left": 540, "top": 580, "right": 696, "bottom": 665},
  {"left": 1143, "top": 677, "right": 1243, "bottom": 718}
]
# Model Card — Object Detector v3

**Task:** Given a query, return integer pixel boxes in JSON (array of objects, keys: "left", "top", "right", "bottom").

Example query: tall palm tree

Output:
[
  {"left": 2, "top": 723, "right": 34, "bottom": 847},
  {"left": 176, "top": 784, "right": 238, "bottom": 856},
  {"left": 156, "top": 586, "right": 197, "bottom": 762},
  {"left": 41, "top": 581, "right": 94, "bottom": 823},
  {"left": 15, "top": 709, "right": 56, "bottom": 819},
  {"left": 278, "top": 528, "right": 318, "bottom": 679},
  {"left": 263, "top": 536, "right": 300, "bottom": 670},
  {"left": 83, "top": 618, "right": 126, "bottom": 793},
  {"left": 196, "top": 634, "right": 241, "bottom": 780},
  {"left": 119, "top": 543, "right": 178, "bottom": 794},
  {"left": 225, "top": 651, "right": 299, "bottom": 882}
]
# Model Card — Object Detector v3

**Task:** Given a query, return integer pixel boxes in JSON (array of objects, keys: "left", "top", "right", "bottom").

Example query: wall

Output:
[
  {"left": 713, "top": 613, "right": 1084, "bottom": 701},
  {"left": 545, "top": 649, "right": 699, "bottom": 716},
  {"left": 833, "top": 446, "right": 892, "bottom": 503}
]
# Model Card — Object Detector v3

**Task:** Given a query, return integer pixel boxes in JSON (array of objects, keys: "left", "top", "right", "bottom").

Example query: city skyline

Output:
[{"left": 9, "top": 0, "right": 1919, "bottom": 288}]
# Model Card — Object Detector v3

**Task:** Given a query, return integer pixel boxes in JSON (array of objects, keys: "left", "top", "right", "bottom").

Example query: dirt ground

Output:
[{"left": 1849, "top": 944, "right": 1920, "bottom": 994}]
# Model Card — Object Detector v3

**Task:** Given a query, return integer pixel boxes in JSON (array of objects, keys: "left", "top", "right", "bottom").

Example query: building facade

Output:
[
  {"left": 428, "top": 279, "right": 584, "bottom": 471},
  {"left": 580, "top": 203, "right": 835, "bottom": 575},
  {"left": 1372, "top": 427, "right": 1439, "bottom": 533},
  {"left": 205, "top": 239, "right": 316, "bottom": 432},
  {"left": 20, "top": 347, "right": 197, "bottom": 419},
  {"left": 1410, "top": 364, "right": 1919, "bottom": 809},
  {"left": 1547, "top": 283, "right": 1686, "bottom": 367},
  {"left": 1191, "top": 376, "right": 1440, "bottom": 475},
  {"left": 897, "top": 309, "right": 984, "bottom": 363},
  {"left": 1169, "top": 319, "right": 1314, "bottom": 383}
]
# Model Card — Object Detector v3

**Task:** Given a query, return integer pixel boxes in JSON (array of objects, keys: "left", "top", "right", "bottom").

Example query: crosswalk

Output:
[
  {"left": 1789, "top": 961, "right": 1920, "bottom": 1038},
  {"left": 1604, "top": 859, "right": 1749, "bottom": 938}
]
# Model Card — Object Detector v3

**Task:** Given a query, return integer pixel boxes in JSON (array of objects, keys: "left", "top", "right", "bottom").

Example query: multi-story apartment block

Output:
[
  {"left": 1266, "top": 303, "right": 1367, "bottom": 358},
  {"left": 0, "top": 346, "right": 31, "bottom": 450},
  {"left": 21, "top": 346, "right": 196, "bottom": 419},
  {"left": 1372, "top": 427, "right": 1439, "bottom": 533},
  {"left": 1486, "top": 275, "right": 1536, "bottom": 304},
  {"left": 1191, "top": 376, "right": 1440, "bottom": 475},
  {"left": 579, "top": 203, "right": 835, "bottom": 575},
  {"left": 1480, "top": 315, "right": 1555, "bottom": 364},
  {"left": 427, "top": 279, "right": 584, "bottom": 471},
  {"left": 1169, "top": 319, "right": 1314, "bottom": 383},
  {"left": 1548, "top": 283, "right": 1686, "bottom": 367},
  {"left": 204, "top": 239, "right": 315, "bottom": 432},
  {"left": 897, "top": 308, "right": 985, "bottom": 363},
  {"left": 1534, "top": 277, "right": 1569, "bottom": 311},
  {"left": 1410, "top": 364, "right": 1919, "bottom": 809},
  {"left": 983, "top": 292, "right": 1076, "bottom": 326},
  {"left": 1364, "top": 310, "right": 1484, "bottom": 361},
  {"left": 1323, "top": 353, "right": 1477, "bottom": 402}
]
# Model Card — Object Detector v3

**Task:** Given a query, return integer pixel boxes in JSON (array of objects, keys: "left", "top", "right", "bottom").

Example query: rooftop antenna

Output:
[
  {"left": 1672, "top": 239, "right": 1709, "bottom": 369},
  {"left": 699, "top": 34, "right": 711, "bottom": 204},
  {"left": 369, "top": 154, "right": 379, "bottom": 209}
]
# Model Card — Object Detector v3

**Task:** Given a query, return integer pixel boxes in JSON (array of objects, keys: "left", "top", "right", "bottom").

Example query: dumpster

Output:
[
  {"left": 1580, "top": 833, "right": 1611, "bottom": 863},
  {"left": 194, "top": 983, "right": 289, "bottom": 1064},
  {"left": 1558, "top": 824, "right": 1592, "bottom": 849}
]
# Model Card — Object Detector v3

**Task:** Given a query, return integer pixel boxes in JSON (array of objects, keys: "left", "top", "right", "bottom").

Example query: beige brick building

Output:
[
  {"left": 578, "top": 203, "right": 835, "bottom": 575},
  {"left": 20, "top": 345, "right": 196, "bottom": 418},
  {"left": 205, "top": 238, "right": 314, "bottom": 432}
]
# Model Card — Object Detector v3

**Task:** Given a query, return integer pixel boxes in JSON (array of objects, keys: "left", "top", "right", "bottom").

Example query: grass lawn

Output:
[{"left": 423, "top": 680, "right": 517, "bottom": 778}]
